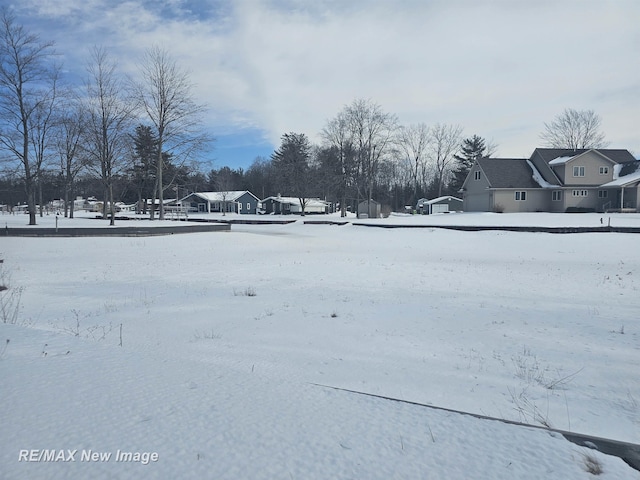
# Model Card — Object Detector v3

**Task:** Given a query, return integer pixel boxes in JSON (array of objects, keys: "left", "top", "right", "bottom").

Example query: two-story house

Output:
[{"left": 461, "top": 148, "right": 640, "bottom": 213}]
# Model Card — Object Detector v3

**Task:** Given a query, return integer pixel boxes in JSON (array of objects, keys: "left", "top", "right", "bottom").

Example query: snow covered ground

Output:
[{"left": 1, "top": 211, "right": 639, "bottom": 479}]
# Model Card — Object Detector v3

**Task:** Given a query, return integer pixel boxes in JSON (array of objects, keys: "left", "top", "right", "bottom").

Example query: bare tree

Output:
[
  {"left": 540, "top": 108, "right": 608, "bottom": 150},
  {"left": 55, "top": 98, "right": 86, "bottom": 218},
  {"left": 132, "top": 46, "right": 210, "bottom": 220},
  {"left": 321, "top": 111, "right": 356, "bottom": 217},
  {"left": 429, "top": 123, "right": 463, "bottom": 197},
  {"left": 214, "top": 167, "right": 236, "bottom": 216},
  {"left": 344, "top": 99, "right": 397, "bottom": 208},
  {"left": 29, "top": 68, "right": 61, "bottom": 217},
  {"left": 395, "top": 123, "right": 431, "bottom": 205},
  {"left": 83, "top": 46, "right": 134, "bottom": 226},
  {"left": 0, "top": 8, "right": 57, "bottom": 225}
]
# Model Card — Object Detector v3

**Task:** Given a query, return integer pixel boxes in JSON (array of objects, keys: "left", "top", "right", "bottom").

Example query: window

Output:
[
  {"left": 474, "top": 170, "right": 481, "bottom": 180},
  {"left": 598, "top": 190, "right": 608, "bottom": 198},
  {"left": 573, "top": 166, "right": 585, "bottom": 177},
  {"left": 599, "top": 166, "right": 609, "bottom": 175},
  {"left": 238, "top": 203, "right": 242, "bottom": 211},
  {"left": 572, "top": 190, "right": 589, "bottom": 197},
  {"left": 247, "top": 202, "right": 251, "bottom": 210},
  {"left": 552, "top": 191, "right": 563, "bottom": 201},
  {"left": 515, "top": 191, "right": 526, "bottom": 201}
]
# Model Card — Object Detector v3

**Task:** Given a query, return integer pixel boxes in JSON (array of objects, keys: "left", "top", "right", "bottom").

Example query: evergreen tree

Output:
[
  {"left": 129, "top": 125, "right": 158, "bottom": 213},
  {"left": 450, "top": 135, "right": 487, "bottom": 194},
  {"left": 271, "top": 132, "right": 313, "bottom": 215}
]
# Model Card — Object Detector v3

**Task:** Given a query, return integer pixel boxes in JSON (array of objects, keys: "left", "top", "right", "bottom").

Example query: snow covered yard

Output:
[{"left": 1, "top": 212, "right": 639, "bottom": 479}]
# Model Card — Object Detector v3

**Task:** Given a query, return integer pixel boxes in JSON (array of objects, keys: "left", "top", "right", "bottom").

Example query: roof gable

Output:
[
  {"left": 533, "top": 148, "right": 635, "bottom": 165},
  {"left": 186, "top": 191, "right": 256, "bottom": 202},
  {"left": 477, "top": 158, "right": 541, "bottom": 189}
]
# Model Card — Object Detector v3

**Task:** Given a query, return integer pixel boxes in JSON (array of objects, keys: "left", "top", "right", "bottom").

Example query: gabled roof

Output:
[
  {"left": 601, "top": 162, "right": 640, "bottom": 187},
  {"left": 477, "top": 158, "right": 542, "bottom": 189},
  {"left": 417, "top": 196, "right": 463, "bottom": 206},
  {"left": 183, "top": 191, "right": 257, "bottom": 202},
  {"left": 263, "top": 196, "right": 329, "bottom": 207},
  {"left": 533, "top": 148, "right": 636, "bottom": 165}
]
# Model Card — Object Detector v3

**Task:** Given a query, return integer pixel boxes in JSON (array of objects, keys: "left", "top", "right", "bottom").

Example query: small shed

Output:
[
  {"left": 416, "top": 196, "right": 463, "bottom": 215},
  {"left": 357, "top": 199, "right": 381, "bottom": 219}
]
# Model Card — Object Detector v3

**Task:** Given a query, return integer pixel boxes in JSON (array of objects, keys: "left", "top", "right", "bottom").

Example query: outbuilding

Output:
[
  {"left": 357, "top": 199, "right": 381, "bottom": 219},
  {"left": 416, "top": 196, "right": 463, "bottom": 215}
]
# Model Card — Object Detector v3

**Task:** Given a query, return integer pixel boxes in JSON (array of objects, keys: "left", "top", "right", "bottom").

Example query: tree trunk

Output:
[
  {"left": 108, "top": 182, "right": 115, "bottom": 226},
  {"left": 27, "top": 184, "right": 37, "bottom": 225},
  {"left": 38, "top": 179, "right": 44, "bottom": 217},
  {"left": 157, "top": 147, "right": 164, "bottom": 220},
  {"left": 64, "top": 182, "right": 69, "bottom": 218},
  {"left": 69, "top": 184, "right": 75, "bottom": 219}
]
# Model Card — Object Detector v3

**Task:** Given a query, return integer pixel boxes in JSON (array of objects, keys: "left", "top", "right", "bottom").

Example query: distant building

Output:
[
  {"left": 259, "top": 196, "right": 331, "bottom": 215},
  {"left": 180, "top": 191, "right": 260, "bottom": 214},
  {"left": 461, "top": 148, "right": 640, "bottom": 213},
  {"left": 416, "top": 196, "right": 463, "bottom": 215},
  {"left": 357, "top": 199, "right": 381, "bottom": 219}
]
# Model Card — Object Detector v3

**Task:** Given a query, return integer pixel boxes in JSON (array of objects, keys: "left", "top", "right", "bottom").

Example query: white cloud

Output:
[{"left": 13, "top": 0, "right": 640, "bottom": 157}]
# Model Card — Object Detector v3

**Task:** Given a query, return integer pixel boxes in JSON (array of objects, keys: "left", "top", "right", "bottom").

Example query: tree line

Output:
[{"left": 0, "top": 7, "right": 608, "bottom": 222}]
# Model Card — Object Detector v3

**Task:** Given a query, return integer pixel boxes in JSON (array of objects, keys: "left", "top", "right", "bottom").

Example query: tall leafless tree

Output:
[
  {"left": 429, "top": 123, "right": 463, "bottom": 197},
  {"left": 29, "top": 68, "right": 61, "bottom": 217},
  {"left": 540, "top": 108, "right": 608, "bottom": 150},
  {"left": 395, "top": 123, "right": 431, "bottom": 205},
  {"left": 344, "top": 99, "right": 397, "bottom": 209},
  {"left": 0, "top": 8, "right": 58, "bottom": 225},
  {"left": 83, "top": 46, "right": 134, "bottom": 226},
  {"left": 132, "top": 46, "right": 209, "bottom": 220},
  {"left": 55, "top": 98, "right": 87, "bottom": 218},
  {"left": 321, "top": 110, "right": 355, "bottom": 217}
]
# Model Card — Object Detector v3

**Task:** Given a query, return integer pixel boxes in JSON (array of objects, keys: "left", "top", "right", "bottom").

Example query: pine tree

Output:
[{"left": 450, "top": 135, "right": 487, "bottom": 194}]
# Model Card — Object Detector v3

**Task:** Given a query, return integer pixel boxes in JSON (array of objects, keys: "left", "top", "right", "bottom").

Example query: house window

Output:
[
  {"left": 515, "top": 191, "right": 526, "bottom": 201},
  {"left": 599, "top": 166, "right": 609, "bottom": 175},
  {"left": 598, "top": 190, "right": 608, "bottom": 198},
  {"left": 238, "top": 203, "right": 242, "bottom": 211},
  {"left": 552, "top": 191, "right": 563, "bottom": 201},
  {"left": 247, "top": 202, "right": 251, "bottom": 210},
  {"left": 474, "top": 171, "right": 481, "bottom": 180},
  {"left": 573, "top": 166, "right": 585, "bottom": 177},
  {"left": 572, "top": 190, "right": 588, "bottom": 197}
]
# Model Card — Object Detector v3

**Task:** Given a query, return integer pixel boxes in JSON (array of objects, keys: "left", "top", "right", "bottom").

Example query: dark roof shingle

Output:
[{"left": 478, "top": 158, "right": 541, "bottom": 189}]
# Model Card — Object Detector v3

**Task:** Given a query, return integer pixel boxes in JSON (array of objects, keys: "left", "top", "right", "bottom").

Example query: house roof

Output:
[
  {"left": 601, "top": 162, "right": 640, "bottom": 187},
  {"left": 263, "top": 196, "right": 329, "bottom": 207},
  {"left": 477, "top": 158, "right": 542, "bottom": 189},
  {"left": 534, "top": 148, "right": 636, "bottom": 165},
  {"left": 183, "top": 191, "right": 256, "bottom": 202},
  {"left": 417, "top": 196, "right": 463, "bottom": 206}
]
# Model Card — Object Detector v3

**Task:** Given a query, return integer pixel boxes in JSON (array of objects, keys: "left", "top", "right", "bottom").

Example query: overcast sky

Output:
[{"left": 10, "top": 0, "right": 640, "bottom": 169}]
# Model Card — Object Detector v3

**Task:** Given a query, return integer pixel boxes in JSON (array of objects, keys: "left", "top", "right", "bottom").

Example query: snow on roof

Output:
[
  {"left": 188, "top": 191, "right": 250, "bottom": 202},
  {"left": 548, "top": 155, "right": 576, "bottom": 166},
  {"left": 601, "top": 167, "right": 640, "bottom": 187},
  {"left": 526, "top": 160, "right": 556, "bottom": 188},
  {"left": 264, "top": 196, "right": 329, "bottom": 207},
  {"left": 418, "top": 196, "right": 462, "bottom": 206}
]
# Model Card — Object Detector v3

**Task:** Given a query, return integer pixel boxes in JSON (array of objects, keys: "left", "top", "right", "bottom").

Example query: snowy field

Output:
[{"left": 1, "top": 211, "right": 639, "bottom": 479}]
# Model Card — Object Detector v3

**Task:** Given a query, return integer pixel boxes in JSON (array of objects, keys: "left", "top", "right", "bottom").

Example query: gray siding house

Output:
[
  {"left": 461, "top": 149, "right": 640, "bottom": 213},
  {"left": 181, "top": 191, "right": 260, "bottom": 214}
]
